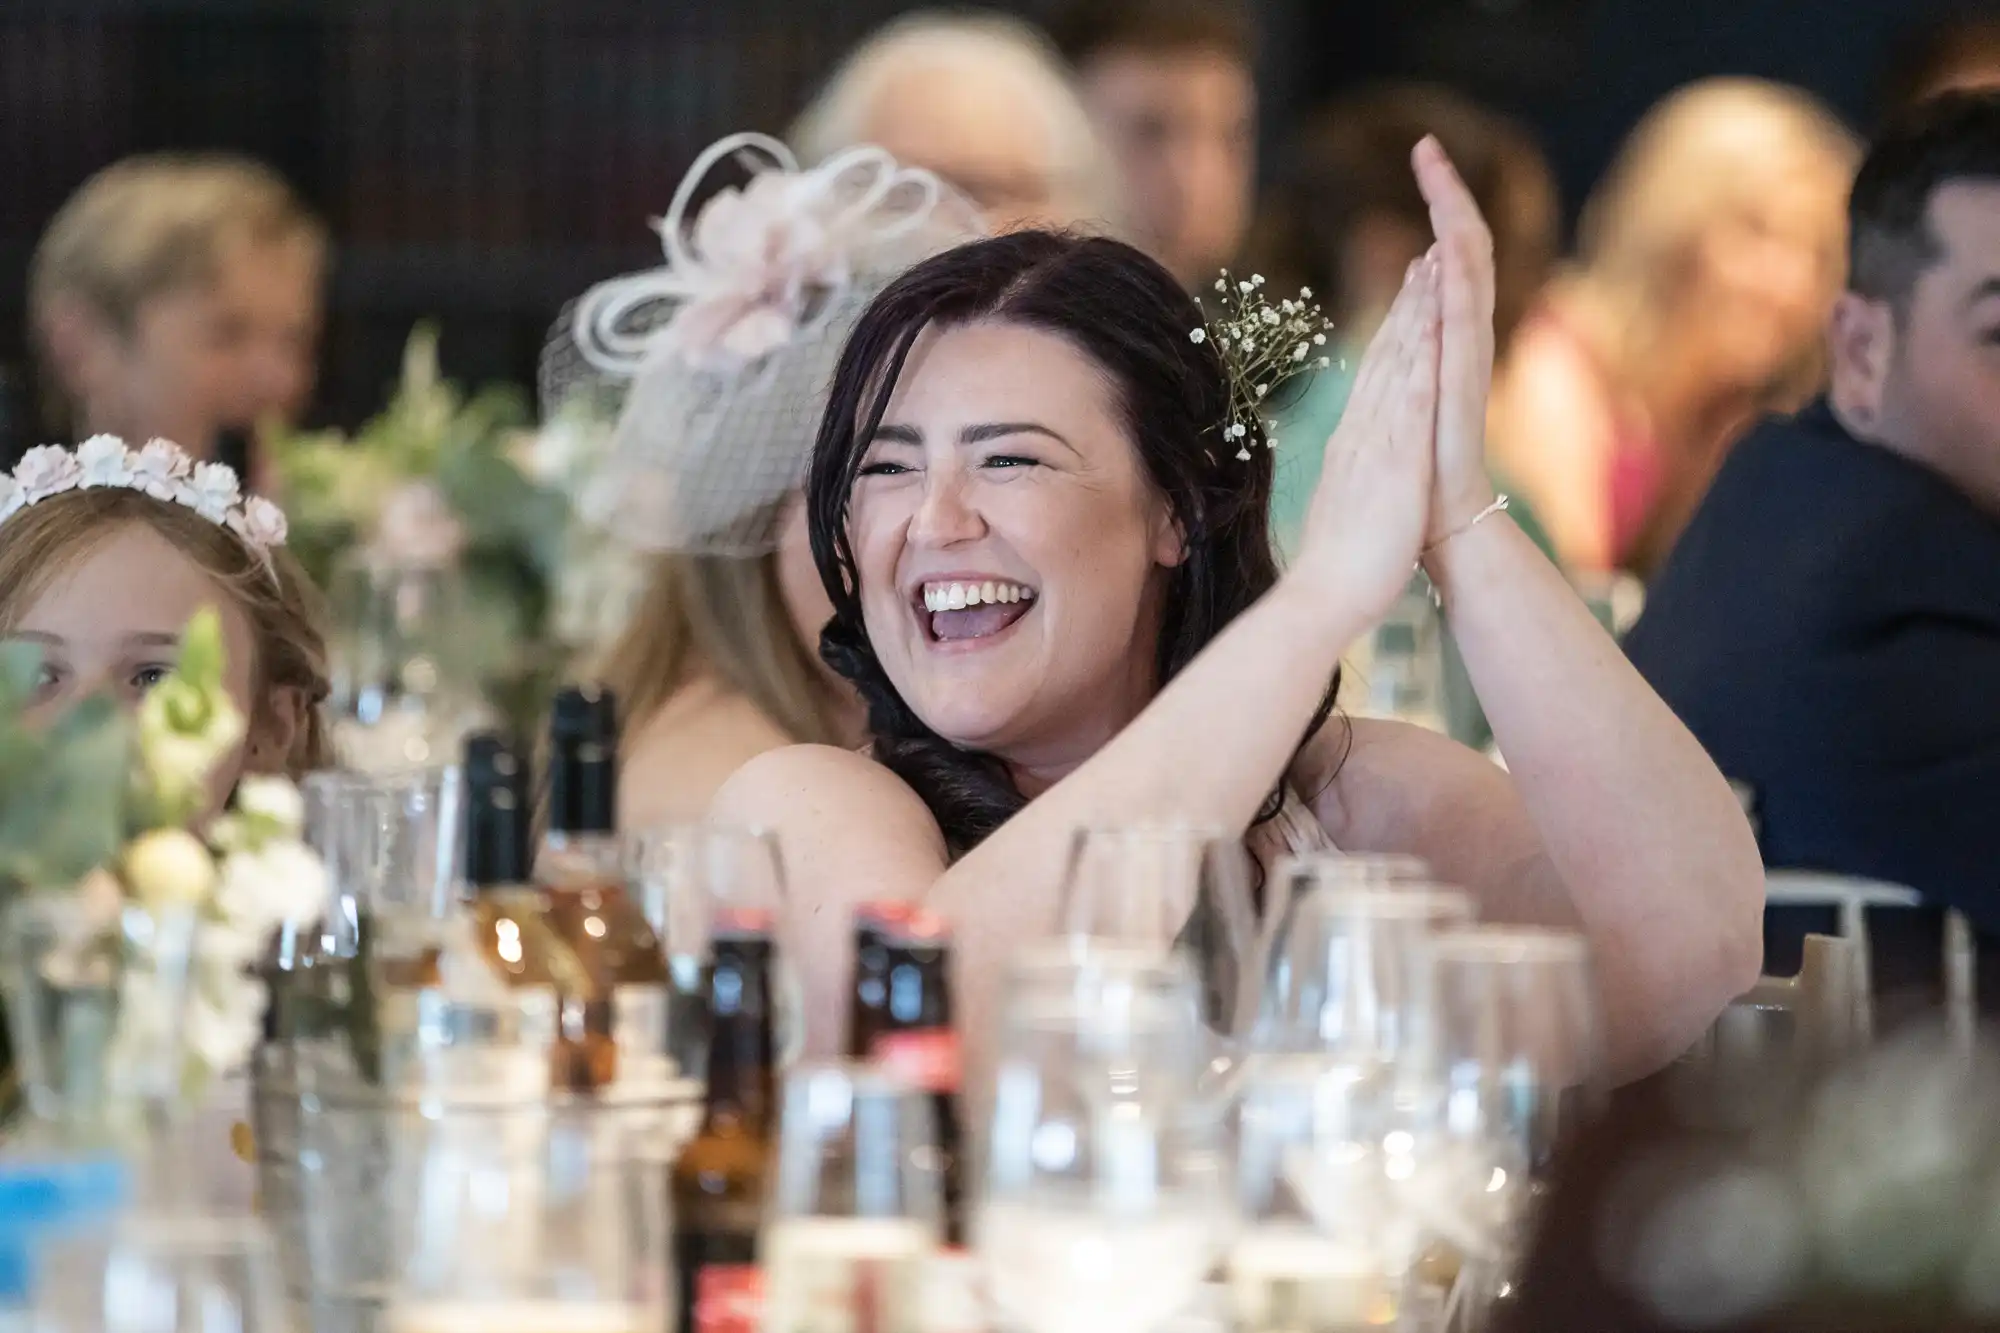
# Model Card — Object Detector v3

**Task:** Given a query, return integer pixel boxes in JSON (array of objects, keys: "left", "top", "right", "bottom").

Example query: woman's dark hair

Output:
[{"left": 806, "top": 230, "right": 1340, "bottom": 855}]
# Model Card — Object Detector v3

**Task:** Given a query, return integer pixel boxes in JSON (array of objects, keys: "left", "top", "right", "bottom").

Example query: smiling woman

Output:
[{"left": 716, "top": 140, "right": 1766, "bottom": 1091}]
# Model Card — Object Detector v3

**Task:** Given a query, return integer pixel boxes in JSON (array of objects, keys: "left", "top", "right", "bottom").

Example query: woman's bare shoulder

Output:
[
  {"left": 620, "top": 684, "right": 798, "bottom": 829},
  {"left": 711, "top": 743, "right": 950, "bottom": 868}
]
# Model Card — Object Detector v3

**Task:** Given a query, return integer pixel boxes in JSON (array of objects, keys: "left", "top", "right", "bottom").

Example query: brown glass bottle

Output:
[
  {"left": 536, "top": 684, "right": 671, "bottom": 1092},
  {"left": 672, "top": 923, "right": 779, "bottom": 1333},
  {"left": 848, "top": 906, "right": 967, "bottom": 1246},
  {"left": 462, "top": 731, "right": 579, "bottom": 1070}
]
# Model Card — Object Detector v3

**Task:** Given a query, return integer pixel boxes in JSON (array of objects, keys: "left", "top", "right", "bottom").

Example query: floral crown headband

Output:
[
  {"left": 0, "top": 435, "right": 289, "bottom": 561},
  {"left": 1190, "top": 271, "right": 1337, "bottom": 461}
]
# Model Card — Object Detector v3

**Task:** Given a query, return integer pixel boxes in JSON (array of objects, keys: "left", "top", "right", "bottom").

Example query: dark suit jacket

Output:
[{"left": 1625, "top": 400, "right": 2000, "bottom": 932}]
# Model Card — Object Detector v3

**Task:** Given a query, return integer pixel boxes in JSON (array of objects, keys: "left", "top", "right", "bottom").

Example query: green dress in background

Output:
[{"left": 1267, "top": 355, "right": 1561, "bottom": 752}]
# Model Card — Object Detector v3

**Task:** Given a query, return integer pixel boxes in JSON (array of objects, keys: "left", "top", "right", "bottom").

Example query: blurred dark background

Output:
[{"left": 0, "top": 0, "right": 1978, "bottom": 431}]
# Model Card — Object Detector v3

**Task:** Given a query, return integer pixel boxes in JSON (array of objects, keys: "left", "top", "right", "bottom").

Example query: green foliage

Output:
[
  {"left": 0, "top": 645, "right": 133, "bottom": 905},
  {"left": 266, "top": 323, "right": 569, "bottom": 692}
]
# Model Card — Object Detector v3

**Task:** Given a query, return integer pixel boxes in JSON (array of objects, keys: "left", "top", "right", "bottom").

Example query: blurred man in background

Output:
[
  {"left": 29, "top": 153, "right": 324, "bottom": 472},
  {"left": 1625, "top": 94, "right": 2000, "bottom": 930},
  {"left": 790, "top": 9, "right": 1118, "bottom": 233},
  {"left": 1050, "top": 0, "right": 1256, "bottom": 289}
]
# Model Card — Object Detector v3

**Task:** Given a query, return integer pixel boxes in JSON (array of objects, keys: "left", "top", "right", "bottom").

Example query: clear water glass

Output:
[
  {"left": 762, "top": 1062, "right": 943, "bottom": 1333},
  {"left": 37, "top": 1213, "right": 290, "bottom": 1333},
  {"left": 978, "top": 948, "right": 1228, "bottom": 1333},
  {"left": 327, "top": 559, "right": 488, "bottom": 776}
]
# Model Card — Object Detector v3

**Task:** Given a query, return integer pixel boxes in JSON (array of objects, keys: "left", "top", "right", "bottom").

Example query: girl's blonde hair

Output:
[
  {"left": 1574, "top": 78, "right": 1861, "bottom": 369},
  {"left": 0, "top": 489, "right": 333, "bottom": 777},
  {"left": 598, "top": 551, "right": 847, "bottom": 753}
]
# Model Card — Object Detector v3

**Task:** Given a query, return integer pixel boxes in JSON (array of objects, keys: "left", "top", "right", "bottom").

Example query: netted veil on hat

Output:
[{"left": 540, "top": 132, "right": 986, "bottom": 556}]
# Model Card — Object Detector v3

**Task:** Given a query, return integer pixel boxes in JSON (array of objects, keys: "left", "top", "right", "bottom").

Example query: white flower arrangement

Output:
[
  {"left": 0, "top": 436, "right": 288, "bottom": 559},
  {"left": 1192, "top": 271, "right": 1337, "bottom": 461},
  {"left": 11, "top": 609, "right": 330, "bottom": 1104}
]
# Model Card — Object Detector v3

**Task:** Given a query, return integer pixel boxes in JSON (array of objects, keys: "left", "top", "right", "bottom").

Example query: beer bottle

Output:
[
  {"left": 848, "top": 906, "right": 966, "bottom": 1246},
  {"left": 536, "top": 685, "right": 670, "bottom": 1091},
  {"left": 672, "top": 919, "right": 779, "bottom": 1333},
  {"left": 464, "top": 731, "right": 584, "bottom": 1078}
]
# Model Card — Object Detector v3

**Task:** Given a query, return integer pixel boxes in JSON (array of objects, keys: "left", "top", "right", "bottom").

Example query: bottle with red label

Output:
[
  {"left": 672, "top": 918, "right": 778, "bottom": 1333},
  {"left": 846, "top": 903, "right": 966, "bottom": 1246}
]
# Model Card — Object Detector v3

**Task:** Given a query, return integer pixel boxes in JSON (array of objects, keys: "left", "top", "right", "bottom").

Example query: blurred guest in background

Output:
[
  {"left": 28, "top": 154, "right": 325, "bottom": 476},
  {"left": 790, "top": 9, "right": 1118, "bottom": 233},
  {"left": 541, "top": 134, "right": 982, "bottom": 829},
  {"left": 1625, "top": 94, "right": 2000, "bottom": 931},
  {"left": 1251, "top": 83, "right": 1562, "bottom": 559},
  {"left": 1049, "top": 0, "right": 1256, "bottom": 289},
  {"left": 1882, "top": 10, "right": 2000, "bottom": 119},
  {"left": 1487, "top": 79, "right": 1858, "bottom": 576}
]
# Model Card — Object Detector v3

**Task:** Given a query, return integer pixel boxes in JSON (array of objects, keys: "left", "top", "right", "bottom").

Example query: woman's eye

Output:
[
  {"left": 31, "top": 663, "right": 62, "bottom": 703},
  {"left": 982, "top": 454, "right": 1039, "bottom": 470},
  {"left": 857, "top": 460, "right": 911, "bottom": 477},
  {"left": 130, "top": 664, "right": 172, "bottom": 693}
]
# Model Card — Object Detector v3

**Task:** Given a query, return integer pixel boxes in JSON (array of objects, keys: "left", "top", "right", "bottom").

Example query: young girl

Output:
[{"left": 0, "top": 435, "right": 332, "bottom": 811}]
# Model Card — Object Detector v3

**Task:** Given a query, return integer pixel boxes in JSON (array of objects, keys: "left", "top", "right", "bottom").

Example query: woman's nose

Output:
[{"left": 908, "top": 470, "right": 987, "bottom": 547}]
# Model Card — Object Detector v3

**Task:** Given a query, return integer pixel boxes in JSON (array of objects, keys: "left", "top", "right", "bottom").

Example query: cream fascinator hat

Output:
[{"left": 540, "top": 132, "right": 985, "bottom": 556}]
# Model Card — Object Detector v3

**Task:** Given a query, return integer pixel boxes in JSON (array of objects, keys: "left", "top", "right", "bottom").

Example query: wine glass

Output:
[
  {"left": 1257, "top": 883, "right": 1473, "bottom": 1062},
  {"left": 1229, "top": 1055, "right": 1434, "bottom": 1333},
  {"left": 625, "top": 824, "right": 803, "bottom": 1069},
  {"left": 327, "top": 557, "right": 488, "bottom": 776},
  {"left": 977, "top": 948, "right": 1229, "bottom": 1333},
  {"left": 761, "top": 1062, "right": 943, "bottom": 1333},
  {"left": 1058, "top": 824, "right": 1262, "bottom": 1040},
  {"left": 1403, "top": 927, "right": 1598, "bottom": 1331}
]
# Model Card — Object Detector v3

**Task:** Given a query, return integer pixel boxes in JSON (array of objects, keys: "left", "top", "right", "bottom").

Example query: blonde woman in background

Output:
[
  {"left": 542, "top": 134, "right": 983, "bottom": 829},
  {"left": 790, "top": 9, "right": 1120, "bottom": 233},
  {"left": 29, "top": 154, "right": 325, "bottom": 476},
  {"left": 1487, "top": 80, "right": 1859, "bottom": 576}
]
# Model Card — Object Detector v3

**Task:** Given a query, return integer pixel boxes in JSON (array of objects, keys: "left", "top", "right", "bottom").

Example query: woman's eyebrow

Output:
[{"left": 869, "top": 424, "right": 923, "bottom": 445}]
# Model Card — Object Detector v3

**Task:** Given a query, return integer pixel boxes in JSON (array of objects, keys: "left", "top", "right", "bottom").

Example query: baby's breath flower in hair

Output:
[{"left": 1193, "top": 269, "right": 1336, "bottom": 460}]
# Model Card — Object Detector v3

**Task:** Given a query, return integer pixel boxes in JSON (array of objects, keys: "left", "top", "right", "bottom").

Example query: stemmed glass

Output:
[
  {"left": 1229, "top": 1056, "right": 1434, "bottom": 1333},
  {"left": 1256, "top": 878, "right": 1474, "bottom": 1062},
  {"left": 326, "top": 557, "right": 488, "bottom": 776},
  {"left": 977, "top": 949, "right": 1230, "bottom": 1333},
  {"left": 1403, "top": 927, "right": 1599, "bottom": 1331},
  {"left": 624, "top": 824, "right": 802, "bottom": 1071},
  {"left": 761, "top": 1062, "right": 944, "bottom": 1333},
  {"left": 1058, "top": 825, "right": 1263, "bottom": 1040}
]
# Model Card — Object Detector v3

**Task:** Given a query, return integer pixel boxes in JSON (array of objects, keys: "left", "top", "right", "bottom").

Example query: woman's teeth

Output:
[{"left": 921, "top": 580, "right": 1036, "bottom": 613}]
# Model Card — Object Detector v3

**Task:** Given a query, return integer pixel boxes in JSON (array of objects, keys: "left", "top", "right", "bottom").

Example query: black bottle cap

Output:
[
  {"left": 547, "top": 684, "right": 617, "bottom": 835},
  {"left": 464, "top": 731, "right": 530, "bottom": 887}
]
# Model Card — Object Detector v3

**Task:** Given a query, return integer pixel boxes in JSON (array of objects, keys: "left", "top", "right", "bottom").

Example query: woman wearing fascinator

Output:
[
  {"left": 542, "top": 134, "right": 986, "bottom": 829},
  {"left": 0, "top": 435, "right": 333, "bottom": 812},
  {"left": 713, "top": 136, "right": 1764, "bottom": 1084}
]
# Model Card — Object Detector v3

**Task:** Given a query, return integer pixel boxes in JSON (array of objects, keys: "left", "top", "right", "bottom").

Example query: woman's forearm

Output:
[
  {"left": 1425, "top": 514, "right": 1763, "bottom": 1073},
  {"left": 932, "top": 575, "right": 1365, "bottom": 920}
]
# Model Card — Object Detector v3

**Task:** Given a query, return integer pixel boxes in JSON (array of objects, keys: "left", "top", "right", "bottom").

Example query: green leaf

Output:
[
  {"left": 0, "top": 642, "right": 39, "bottom": 704},
  {"left": 175, "top": 608, "right": 225, "bottom": 692},
  {"left": 0, "top": 696, "right": 131, "bottom": 890}
]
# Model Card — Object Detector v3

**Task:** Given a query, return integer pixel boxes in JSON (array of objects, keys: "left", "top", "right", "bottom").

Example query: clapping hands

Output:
[{"left": 1290, "top": 137, "right": 1502, "bottom": 626}]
